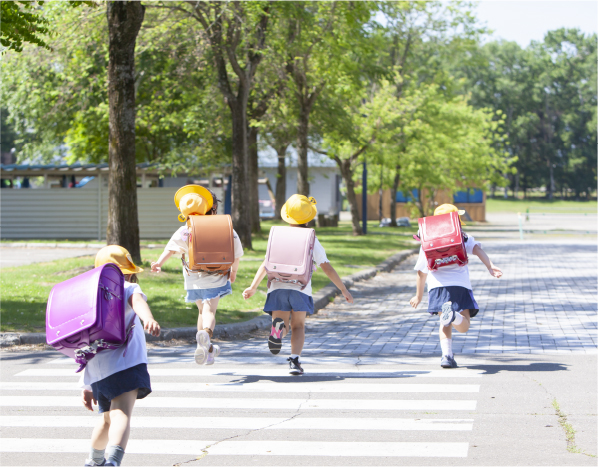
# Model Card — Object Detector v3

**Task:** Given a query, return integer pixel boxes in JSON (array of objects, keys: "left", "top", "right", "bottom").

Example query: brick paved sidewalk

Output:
[{"left": 228, "top": 242, "right": 597, "bottom": 356}]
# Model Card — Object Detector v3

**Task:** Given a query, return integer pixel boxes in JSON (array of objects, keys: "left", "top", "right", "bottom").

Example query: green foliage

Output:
[
  {"left": 465, "top": 29, "right": 597, "bottom": 199},
  {"left": 1, "top": 3, "right": 231, "bottom": 167},
  {"left": 0, "top": 1, "right": 51, "bottom": 53}
]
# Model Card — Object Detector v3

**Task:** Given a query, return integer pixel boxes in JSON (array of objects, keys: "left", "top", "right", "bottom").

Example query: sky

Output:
[{"left": 473, "top": 1, "right": 597, "bottom": 47}]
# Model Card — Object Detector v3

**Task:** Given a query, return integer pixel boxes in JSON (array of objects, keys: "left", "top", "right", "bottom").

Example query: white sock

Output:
[
  {"left": 453, "top": 312, "right": 464, "bottom": 325},
  {"left": 440, "top": 338, "right": 453, "bottom": 357},
  {"left": 290, "top": 354, "right": 300, "bottom": 361}
]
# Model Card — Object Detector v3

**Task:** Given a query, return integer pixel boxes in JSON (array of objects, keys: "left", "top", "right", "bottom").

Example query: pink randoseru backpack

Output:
[
  {"left": 265, "top": 226, "right": 316, "bottom": 290},
  {"left": 46, "top": 263, "right": 133, "bottom": 372}
]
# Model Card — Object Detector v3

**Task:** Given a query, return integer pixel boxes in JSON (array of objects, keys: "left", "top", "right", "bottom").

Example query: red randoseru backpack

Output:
[{"left": 416, "top": 212, "right": 468, "bottom": 271}]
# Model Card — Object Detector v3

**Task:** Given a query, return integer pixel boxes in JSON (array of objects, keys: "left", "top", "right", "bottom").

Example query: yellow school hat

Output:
[
  {"left": 95, "top": 245, "right": 143, "bottom": 274},
  {"left": 434, "top": 203, "right": 466, "bottom": 225},
  {"left": 174, "top": 185, "right": 213, "bottom": 222},
  {"left": 281, "top": 194, "right": 318, "bottom": 225}
]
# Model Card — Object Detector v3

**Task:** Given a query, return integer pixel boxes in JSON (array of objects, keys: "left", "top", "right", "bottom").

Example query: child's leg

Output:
[
  {"left": 195, "top": 299, "right": 203, "bottom": 331},
  {"left": 289, "top": 311, "right": 307, "bottom": 356},
  {"left": 90, "top": 412, "right": 111, "bottom": 450},
  {"left": 107, "top": 389, "right": 138, "bottom": 450},
  {"left": 102, "top": 389, "right": 138, "bottom": 466},
  {"left": 452, "top": 309, "right": 471, "bottom": 333},
  {"left": 201, "top": 297, "right": 221, "bottom": 332}
]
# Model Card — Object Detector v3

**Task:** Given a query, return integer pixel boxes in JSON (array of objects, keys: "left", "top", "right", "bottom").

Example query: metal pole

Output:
[
  {"left": 517, "top": 212, "right": 524, "bottom": 240},
  {"left": 224, "top": 175, "right": 232, "bottom": 215},
  {"left": 362, "top": 161, "right": 367, "bottom": 234}
]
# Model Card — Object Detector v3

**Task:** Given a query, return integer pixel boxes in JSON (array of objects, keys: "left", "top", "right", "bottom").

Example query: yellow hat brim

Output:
[
  {"left": 174, "top": 185, "right": 213, "bottom": 212},
  {"left": 280, "top": 203, "right": 317, "bottom": 225},
  {"left": 120, "top": 265, "right": 144, "bottom": 274}
]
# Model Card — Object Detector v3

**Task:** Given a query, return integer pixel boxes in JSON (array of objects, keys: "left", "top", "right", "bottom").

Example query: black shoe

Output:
[
  {"left": 288, "top": 356, "right": 304, "bottom": 375},
  {"left": 268, "top": 318, "right": 285, "bottom": 355}
]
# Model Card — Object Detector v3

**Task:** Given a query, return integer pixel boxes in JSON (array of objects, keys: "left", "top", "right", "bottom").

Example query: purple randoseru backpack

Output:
[
  {"left": 265, "top": 226, "right": 316, "bottom": 290},
  {"left": 46, "top": 263, "right": 134, "bottom": 372}
]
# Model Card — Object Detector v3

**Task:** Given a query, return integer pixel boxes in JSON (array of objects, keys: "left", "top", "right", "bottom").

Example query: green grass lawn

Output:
[
  {"left": 486, "top": 198, "right": 597, "bottom": 214},
  {"left": 0, "top": 220, "right": 413, "bottom": 332}
]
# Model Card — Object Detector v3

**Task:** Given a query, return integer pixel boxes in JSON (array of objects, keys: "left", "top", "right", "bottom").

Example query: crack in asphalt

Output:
[
  {"left": 523, "top": 372, "right": 596, "bottom": 459},
  {"left": 173, "top": 392, "right": 313, "bottom": 465}
]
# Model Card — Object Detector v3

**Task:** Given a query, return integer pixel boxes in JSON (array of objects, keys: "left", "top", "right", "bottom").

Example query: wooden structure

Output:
[{"left": 357, "top": 188, "right": 486, "bottom": 222}]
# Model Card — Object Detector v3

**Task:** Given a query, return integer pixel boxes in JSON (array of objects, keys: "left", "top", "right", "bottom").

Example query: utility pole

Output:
[{"left": 362, "top": 161, "right": 367, "bottom": 234}]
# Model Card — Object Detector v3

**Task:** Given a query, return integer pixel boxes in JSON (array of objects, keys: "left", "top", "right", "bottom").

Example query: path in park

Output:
[{"left": 1, "top": 241, "right": 596, "bottom": 466}]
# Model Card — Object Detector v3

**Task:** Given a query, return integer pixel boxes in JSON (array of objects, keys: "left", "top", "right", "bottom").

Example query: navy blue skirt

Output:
[
  {"left": 264, "top": 289, "right": 314, "bottom": 315},
  {"left": 428, "top": 286, "right": 479, "bottom": 318},
  {"left": 91, "top": 363, "right": 151, "bottom": 413}
]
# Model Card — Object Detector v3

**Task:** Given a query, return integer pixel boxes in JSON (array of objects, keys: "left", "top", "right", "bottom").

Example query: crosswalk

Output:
[{"left": 1, "top": 350, "right": 485, "bottom": 466}]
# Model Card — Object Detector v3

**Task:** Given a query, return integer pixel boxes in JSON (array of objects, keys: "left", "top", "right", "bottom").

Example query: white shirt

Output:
[
  {"left": 165, "top": 226, "right": 244, "bottom": 289},
  {"left": 267, "top": 238, "right": 329, "bottom": 297},
  {"left": 80, "top": 282, "right": 148, "bottom": 390},
  {"left": 414, "top": 235, "right": 481, "bottom": 291}
]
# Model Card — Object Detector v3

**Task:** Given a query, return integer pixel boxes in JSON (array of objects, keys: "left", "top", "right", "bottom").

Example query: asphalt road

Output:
[{"left": 0, "top": 350, "right": 595, "bottom": 466}]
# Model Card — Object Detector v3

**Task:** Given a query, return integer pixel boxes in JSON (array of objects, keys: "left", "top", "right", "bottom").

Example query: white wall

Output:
[
  {"left": 261, "top": 166, "right": 341, "bottom": 214},
  {"left": 1, "top": 178, "right": 186, "bottom": 240}
]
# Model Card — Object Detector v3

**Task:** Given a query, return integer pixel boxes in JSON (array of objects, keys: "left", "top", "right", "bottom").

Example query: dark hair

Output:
[
  {"left": 125, "top": 273, "right": 138, "bottom": 283},
  {"left": 205, "top": 188, "right": 221, "bottom": 215}
]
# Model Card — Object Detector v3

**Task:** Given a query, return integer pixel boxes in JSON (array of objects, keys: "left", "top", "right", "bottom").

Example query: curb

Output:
[
  {"left": 0, "top": 243, "right": 164, "bottom": 249},
  {"left": 0, "top": 248, "right": 417, "bottom": 347}
]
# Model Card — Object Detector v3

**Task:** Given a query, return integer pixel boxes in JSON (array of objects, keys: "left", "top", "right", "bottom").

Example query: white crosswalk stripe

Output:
[
  {"left": 1, "top": 381, "right": 481, "bottom": 393},
  {"left": 1, "top": 354, "right": 485, "bottom": 465},
  {"left": 0, "top": 415, "right": 474, "bottom": 431},
  {"left": 15, "top": 367, "right": 485, "bottom": 377}
]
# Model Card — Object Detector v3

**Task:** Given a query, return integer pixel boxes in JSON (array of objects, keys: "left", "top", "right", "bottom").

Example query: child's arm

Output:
[
  {"left": 151, "top": 250, "right": 175, "bottom": 273},
  {"left": 410, "top": 270, "right": 427, "bottom": 308},
  {"left": 230, "top": 258, "right": 240, "bottom": 283},
  {"left": 473, "top": 244, "right": 503, "bottom": 278},
  {"left": 320, "top": 262, "right": 354, "bottom": 303},
  {"left": 130, "top": 293, "right": 161, "bottom": 336},
  {"left": 243, "top": 261, "right": 267, "bottom": 299}
]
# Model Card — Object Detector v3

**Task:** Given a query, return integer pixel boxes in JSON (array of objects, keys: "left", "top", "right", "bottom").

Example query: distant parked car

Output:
[{"left": 259, "top": 199, "right": 276, "bottom": 219}]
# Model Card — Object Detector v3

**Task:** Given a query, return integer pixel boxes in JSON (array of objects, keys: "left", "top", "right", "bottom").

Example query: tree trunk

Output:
[
  {"left": 274, "top": 144, "right": 288, "bottom": 220},
  {"left": 229, "top": 101, "right": 252, "bottom": 249},
  {"left": 389, "top": 166, "right": 400, "bottom": 227},
  {"left": 296, "top": 105, "right": 310, "bottom": 196},
  {"left": 514, "top": 172, "right": 520, "bottom": 199},
  {"left": 106, "top": 1, "right": 144, "bottom": 263},
  {"left": 548, "top": 163, "right": 555, "bottom": 200},
  {"left": 337, "top": 159, "right": 362, "bottom": 236},
  {"left": 247, "top": 125, "right": 260, "bottom": 233}
]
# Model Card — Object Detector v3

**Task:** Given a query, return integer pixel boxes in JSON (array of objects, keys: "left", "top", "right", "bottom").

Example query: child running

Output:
[
  {"left": 243, "top": 194, "right": 353, "bottom": 375},
  {"left": 81, "top": 245, "right": 161, "bottom": 466},
  {"left": 151, "top": 185, "right": 243, "bottom": 365},
  {"left": 409, "top": 204, "right": 502, "bottom": 368}
]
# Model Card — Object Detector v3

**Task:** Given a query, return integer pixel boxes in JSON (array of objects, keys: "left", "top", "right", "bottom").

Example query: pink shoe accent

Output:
[{"left": 271, "top": 325, "right": 283, "bottom": 339}]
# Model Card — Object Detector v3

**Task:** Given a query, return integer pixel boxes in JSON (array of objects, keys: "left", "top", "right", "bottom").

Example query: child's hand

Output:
[
  {"left": 150, "top": 262, "right": 162, "bottom": 273},
  {"left": 342, "top": 289, "right": 353, "bottom": 304},
  {"left": 230, "top": 270, "right": 237, "bottom": 284},
  {"left": 82, "top": 389, "right": 96, "bottom": 412},
  {"left": 144, "top": 319, "right": 161, "bottom": 337},
  {"left": 242, "top": 287, "right": 256, "bottom": 300},
  {"left": 488, "top": 265, "right": 503, "bottom": 278},
  {"left": 410, "top": 296, "right": 422, "bottom": 308}
]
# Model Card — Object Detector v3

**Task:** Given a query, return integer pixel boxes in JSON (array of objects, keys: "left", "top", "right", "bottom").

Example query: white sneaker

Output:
[
  {"left": 194, "top": 330, "right": 210, "bottom": 365},
  {"left": 439, "top": 301, "right": 456, "bottom": 327},
  {"left": 205, "top": 344, "right": 220, "bottom": 365}
]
